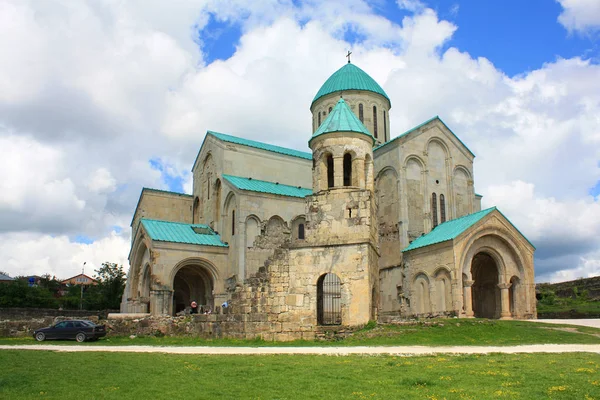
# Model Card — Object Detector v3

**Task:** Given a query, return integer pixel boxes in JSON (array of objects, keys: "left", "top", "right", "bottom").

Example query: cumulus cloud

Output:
[
  {"left": 0, "top": 0, "right": 598, "bottom": 284},
  {"left": 557, "top": 0, "right": 600, "bottom": 34},
  {"left": 0, "top": 230, "right": 130, "bottom": 279}
]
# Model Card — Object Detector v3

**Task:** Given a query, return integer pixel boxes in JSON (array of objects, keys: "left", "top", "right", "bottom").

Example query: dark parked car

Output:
[{"left": 33, "top": 320, "right": 106, "bottom": 343}]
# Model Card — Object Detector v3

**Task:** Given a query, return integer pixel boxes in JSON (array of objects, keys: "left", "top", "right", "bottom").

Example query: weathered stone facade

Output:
[{"left": 119, "top": 62, "right": 536, "bottom": 340}]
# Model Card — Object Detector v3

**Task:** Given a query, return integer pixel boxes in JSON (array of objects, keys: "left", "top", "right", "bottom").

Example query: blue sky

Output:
[
  {"left": 1, "top": 0, "right": 599, "bottom": 282},
  {"left": 200, "top": 0, "right": 599, "bottom": 77}
]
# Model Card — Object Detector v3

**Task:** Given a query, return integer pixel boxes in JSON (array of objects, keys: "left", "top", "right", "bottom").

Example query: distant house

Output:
[
  {"left": 61, "top": 274, "right": 97, "bottom": 286},
  {"left": 0, "top": 273, "right": 14, "bottom": 283}
]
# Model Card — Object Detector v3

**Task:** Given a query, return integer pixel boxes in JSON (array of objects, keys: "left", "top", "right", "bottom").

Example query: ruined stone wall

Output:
[
  {"left": 376, "top": 168, "right": 401, "bottom": 269},
  {"left": 379, "top": 266, "right": 404, "bottom": 313}
]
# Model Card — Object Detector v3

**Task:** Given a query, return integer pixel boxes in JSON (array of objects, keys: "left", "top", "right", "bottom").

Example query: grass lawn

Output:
[
  {"left": 1, "top": 350, "right": 599, "bottom": 399},
  {"left": 1, "top": 319, "right": 599, "bottom": 347}
]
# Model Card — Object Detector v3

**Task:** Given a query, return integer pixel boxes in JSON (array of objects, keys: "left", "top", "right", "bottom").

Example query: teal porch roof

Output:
[
  {"left": 312, "top": 63, "right": 390, "bottom": 107},
  {"left": 403, "top": 207, "right": 496, "bottom": 252},
  {"left": 311, "top": 98, "right": 374, "bottom": 144},
  {"left": 141, "top": 219, "right": 228, "bottom": 247},
  {"left": 208, "top": 131, "right": 312, "bottom": 160},
  {"left": 223, "top": 175, "right": 312, "bottom": 198}
]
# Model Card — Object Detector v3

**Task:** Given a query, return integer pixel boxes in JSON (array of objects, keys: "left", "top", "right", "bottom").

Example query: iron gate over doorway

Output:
[{"left": 317, "top": 273, "right": 342, "bottom": 325}]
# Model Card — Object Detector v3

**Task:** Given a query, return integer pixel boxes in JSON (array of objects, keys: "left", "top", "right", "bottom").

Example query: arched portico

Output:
[
  {"left": 169, "top": 259, "right": 219, "bottom": 315},
  {"left": 461, "top": 232, "right": 527, "bottom": 319}
]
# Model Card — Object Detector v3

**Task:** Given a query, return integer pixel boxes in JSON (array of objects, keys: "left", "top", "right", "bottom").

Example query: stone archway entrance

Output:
[
  {"left": 172, "top": 265, "right": 214, "bottom": 314},
  {"left": 471, "top": 252, "right": 499, "bottom": 319}
]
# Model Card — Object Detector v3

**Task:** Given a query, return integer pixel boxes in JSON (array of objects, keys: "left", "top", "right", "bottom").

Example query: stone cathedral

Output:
[{"left": 121, "top": 61, "right": 536, "bottom": 340}]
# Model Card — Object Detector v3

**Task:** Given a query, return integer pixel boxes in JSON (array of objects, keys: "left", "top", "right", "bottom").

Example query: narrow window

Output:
[
  {"left": 359, "top": 104, "right": 364, "bottom": 123},
  {"left": 343, "top": 153, "right": 352, "bottom": 186},
  {"left": 432, "top": 193, "right": 438, "bottom": 228},
  {"left": 318, "top": 112, "right": 321, "bottom": 126},
  {"left": 231, "top": 210, "right": 235, "bottom": 236},
  {"left": 328, "top": 107, "right": 332, "bottom": 113},
  {"left": 207, "top": 173, "right": 211, "bottom": 199},
  {"left": 373, "top": 106, "right": 378, "bottom": 139},
  {"left": 383, "top": 110, "right": 387, "bottom": 141},
  {"left": 298, "top": 223, "right": 305, "bottom": 240},
  {"left": 327, "top": 154, "right": 334, "bottom": 188},
  {"left": 440, "top": 194, "right": 446, "bottom": 223}
]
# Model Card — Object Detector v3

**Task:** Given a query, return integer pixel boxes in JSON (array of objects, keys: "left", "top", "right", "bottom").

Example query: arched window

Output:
[
  {"left": 214, "top": 179, "right": 221, "bottom": 224},
  {"left": 343, "top": 153, "right": 352, "bottom": 186},
  {"left": 359, "top": 104, "right": 364, "bottom": 123},
  {"left": 373, "top": 106, "right": 378, "bottom": 138},
  {"left": 440, "top": 194, "right": 446, "bottom": 223},
  {"left": 383, "top": 110, "right": 387, "bottom": 141},
  {"left": 318, "top": 112, "right": 321, "bottom": 126},
  {"left": 327, "top": 154, "right": 334, "bottom": 188},
  {"left": 207, "top": 173, "right": 211, "bottom": 199},
  {"left": 328, "top": 106, "right": 332, "bottom": 113},
  {"left": 231, "top": 210, "right": 235, "bottom": 236},
  {"left": 193, "top": 197, "right": 199, "bottom": 224},
  {"left": 317, "top": 273, "right": 341, "bottom": 325},
  {"left": 432, "top": 193, "right": 438, "bottom": 228},
  {"left": 298, "top": 223, "right": 305, "bottom": 240}
]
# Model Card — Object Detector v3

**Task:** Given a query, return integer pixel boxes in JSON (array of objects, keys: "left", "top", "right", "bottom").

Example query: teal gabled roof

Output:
[
  {"left": 403, "top": 207, "right": 496, "bottom": 252},
  {"left": 141, "top": 219, "right": 228, "bottom": 247},
  {"left": 312, "top": 63, "right": 390, "bottom": 107},
  {"left": 310, "top": 98, "right": 374, "bottom": 144},
  {"left": 208, "top": 131, "right": 312, "bottom": 160},
  {"left": 374, "top": 116, "right": 475, "bottom": 158},
  {"left": 223, "top": 175, "right": 312, "bottom": 198}
]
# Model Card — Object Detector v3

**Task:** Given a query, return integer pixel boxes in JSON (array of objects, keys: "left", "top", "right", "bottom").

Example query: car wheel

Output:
[
  {"left": 75, "top": 333, "right": 86, "bottom": 343},
  {"left": 35, "top": 332, "right": 46, "bottom": 342}
]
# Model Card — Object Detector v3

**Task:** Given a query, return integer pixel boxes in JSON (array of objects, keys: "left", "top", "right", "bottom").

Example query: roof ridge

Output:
[
  {"left": 142, "top": 187, "right": 192, "bottom": 197},
  {"left": 222, "top": 174, "right": 311, "bottom": 190},
  {"left": 140, "top": 218, "right": 211, "bottom": 228},
  {"left": 207, "top": 131, "right": 312, "bottom": 160}
]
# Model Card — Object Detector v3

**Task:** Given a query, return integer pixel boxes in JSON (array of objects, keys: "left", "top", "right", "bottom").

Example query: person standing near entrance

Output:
[{"left": 190, "top": 300, "right": 198, "bottom": 314}]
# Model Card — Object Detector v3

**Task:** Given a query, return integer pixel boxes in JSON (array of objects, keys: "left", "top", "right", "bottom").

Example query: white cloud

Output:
[
  {"left": 0, "top": 230, "right": 131, "bottom": 280},
  {"left": 397, "top": 0, "right": 426, "bottom": 13},
  {"left": 0, "top": 0, "right": 598, "bottom": 283},
  {"left": 557, "top": 0, "right": 600, "bottom": 34},
  {"left": 87, "top": 168, "right": 117, "bottom": 194}
]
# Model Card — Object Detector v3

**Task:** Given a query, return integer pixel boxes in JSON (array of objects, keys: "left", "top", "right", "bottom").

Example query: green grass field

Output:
[
  {"left": 1, "top": 319, "right": 599, "bottom": 347},
  {"left": 0, "top": 350, "right": 599, "bottom": 399}
]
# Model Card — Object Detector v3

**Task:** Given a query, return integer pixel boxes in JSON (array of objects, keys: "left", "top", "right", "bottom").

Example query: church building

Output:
[{"left": 121, "top": 60, "right": 536, "bottom": 339}]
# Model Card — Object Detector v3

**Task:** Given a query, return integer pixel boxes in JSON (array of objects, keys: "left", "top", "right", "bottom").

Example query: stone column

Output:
[
  {"left": 463, "top": 280, "right": 474, "bottom": 318},
  {"left": 353, "top": 157, "right": 365, "bottom": 188},
  {"left": 333, "top": 156, "right": 344, "bottom": 188},
  {"left": 498, "top": 283, "right": 512, "bottom": 319},
  {"left": 150, "top": 289, "right": 173, "bottom": 316}
]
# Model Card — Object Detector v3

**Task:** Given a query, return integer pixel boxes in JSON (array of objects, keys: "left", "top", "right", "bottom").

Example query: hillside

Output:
[{"left": 536, "top": 276, "right": 600, "bottom": 318}]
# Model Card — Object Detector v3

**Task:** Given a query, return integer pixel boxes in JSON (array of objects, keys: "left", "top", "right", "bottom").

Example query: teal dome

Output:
[{"left": 311, "top": 63, "right": 390, "bottom": 108}]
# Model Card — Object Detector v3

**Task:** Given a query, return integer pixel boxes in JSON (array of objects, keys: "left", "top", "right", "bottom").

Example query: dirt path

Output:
[
  {"left": 1, "top": 344, "right": 600, "bottom": 355},
  {"left": 531, "top": 319, "right": 600, "bottom": 329}
]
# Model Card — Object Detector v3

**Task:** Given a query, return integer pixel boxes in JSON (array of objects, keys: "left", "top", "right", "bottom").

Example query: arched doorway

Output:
[
  {"left": 317, "top": 273, "right": 341, "bottom": 325},
  {"left": 172, "top": 265, "right": 214, "bottom": 314},
  {"left": 471, "top": 252, "right": 499, "bottom": 318}
]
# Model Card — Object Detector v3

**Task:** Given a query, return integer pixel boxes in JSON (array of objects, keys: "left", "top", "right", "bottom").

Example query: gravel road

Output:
[{"left": 1, "top": 344, "right": 600, "bottom": 355}]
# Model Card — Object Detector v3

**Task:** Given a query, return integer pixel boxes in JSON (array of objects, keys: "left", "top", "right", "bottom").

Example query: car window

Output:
[
  {"left": 65, "top": 321, "right": 74, "bottom": 328},
  {"left": 72, "top": 321, "right": 83, "bottom": 328},
  {"left": 81, "top": 321, "right": 95, "bottom": 327},
  {"left": 55, "top": 322, "right": 67, "bottom": 328}
]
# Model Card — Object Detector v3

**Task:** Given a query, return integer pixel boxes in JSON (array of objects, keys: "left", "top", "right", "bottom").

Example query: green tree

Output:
[{"left": 88, "top": 262, "right": 127, "bottom": 310}]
